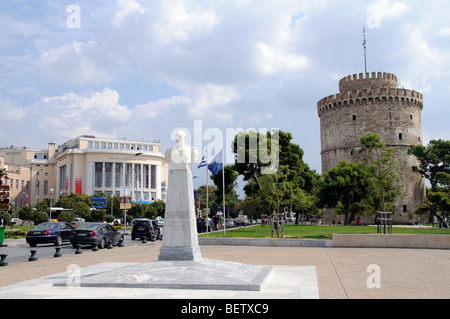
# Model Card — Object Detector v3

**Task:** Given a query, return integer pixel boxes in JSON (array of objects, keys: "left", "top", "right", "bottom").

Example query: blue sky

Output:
[{"left": 1, "top": 0, "right": 450, "bottom": 191}]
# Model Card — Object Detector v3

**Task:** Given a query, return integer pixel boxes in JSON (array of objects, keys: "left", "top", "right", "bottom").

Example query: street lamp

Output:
[
  {"left": 49, "top": 189, "right": 53, "bottom": 221},
  {"left": 123, "top": 152, "right": 143, "bottom": 234}
]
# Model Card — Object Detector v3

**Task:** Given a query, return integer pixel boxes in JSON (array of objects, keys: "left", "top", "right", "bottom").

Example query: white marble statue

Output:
[{"left": 158, "top": 130, "right": 202, "bottom": 261}]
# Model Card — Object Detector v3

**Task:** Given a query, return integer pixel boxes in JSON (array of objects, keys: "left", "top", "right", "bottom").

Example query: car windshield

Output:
[
  {"left": 134, "top": 221, "right": 150, "bottom": 226},
  {"left": 35, "top": 222, "right": 57, "bottom": 229},
  {"left": 77, "top": 223, "right": 100, "bottom": 230}
]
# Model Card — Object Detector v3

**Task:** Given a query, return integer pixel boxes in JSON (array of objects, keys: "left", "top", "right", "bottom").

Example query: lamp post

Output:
[
  {"left": 49, "top": 189, "right": 53, "bottom": 221},
  {"left": 123, "top": 152, "right": 143, "bottom": 234}
]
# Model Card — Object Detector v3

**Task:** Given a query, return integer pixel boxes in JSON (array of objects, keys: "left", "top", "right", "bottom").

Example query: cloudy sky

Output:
[{"left": 1, "top": 0, "right": 450, "bottom": 189}]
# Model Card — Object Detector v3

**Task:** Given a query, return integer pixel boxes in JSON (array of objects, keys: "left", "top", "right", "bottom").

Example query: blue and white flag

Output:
[
  {"left": 198, "top": 151, "right": 207, "bottom": 169},
  {"left": 208, "top": 150, "right": 223, "bottom": 175}
]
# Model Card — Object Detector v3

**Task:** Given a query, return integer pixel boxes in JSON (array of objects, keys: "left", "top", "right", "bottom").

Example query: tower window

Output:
[
  {"left": 399, "top": 133, "right": 403, "bottom": 140},
  {"left": 410, "top": 114, "right": 413, "bottom": 120},
  {"left": 403, "top": 205, "right": 407, "bottom": 213},
  {"left": 352, "top": 115, "right": 357, "bottom": 121}
]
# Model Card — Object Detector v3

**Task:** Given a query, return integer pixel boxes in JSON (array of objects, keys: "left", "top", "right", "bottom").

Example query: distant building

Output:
[
  {"left": 0, "top": 135, "right": 168, "bottom": 211},
  {"left": 317, "top": 72, "right": 426, "bottom": 223}
]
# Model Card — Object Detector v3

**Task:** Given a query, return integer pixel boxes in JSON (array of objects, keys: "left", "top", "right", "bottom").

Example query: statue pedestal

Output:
[{"left": 158, "top": 169, "right": 201, "bottom": 261}]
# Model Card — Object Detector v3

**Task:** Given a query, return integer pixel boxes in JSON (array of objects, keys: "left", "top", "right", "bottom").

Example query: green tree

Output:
[
  {"left": 210, "top": 165, "right": 239, "bottom": 209},
  {"left": 233, "top": 130, "right": 278, "bottom": 190},
  {"left": 317, "top": 161, "right": 374, "bottom": 225},
  {"left": 408, "top": 139, "right": 450, "bottom": 192},
  {"left": 0, "top": 167, "right": 8, "bottom": 185},
  {"left": 408, "top": 139, "right": 450, "bottom": 226},
  {"left": 55, "top": 193, "right": 91, "bottom": 209},
  {"left": 18, "top": 205, "right": 33, "bottom": 221},
  {"left": 359, "top": 133, "right": 403, "bottom": 212}
]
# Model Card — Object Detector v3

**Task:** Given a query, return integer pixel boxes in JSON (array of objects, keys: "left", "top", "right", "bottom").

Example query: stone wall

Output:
[{"left": 317, "top": 72, "right": 426, "bottom": 220}]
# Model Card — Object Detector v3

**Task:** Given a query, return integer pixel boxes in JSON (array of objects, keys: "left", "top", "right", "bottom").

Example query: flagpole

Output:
[
  {"left": 222, "top": 148, "right": 226, "bottom": 237},
  {"left": 363, "top": 25, "right": 367, "bottom": 73},
  {"left": 206, "top": 146, "right": 209, "bottom": 237}
]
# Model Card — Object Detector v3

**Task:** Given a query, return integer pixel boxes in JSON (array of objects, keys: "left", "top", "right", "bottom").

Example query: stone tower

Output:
[{"left": 317, "top": 72, "right": 426, "bottom": 222}]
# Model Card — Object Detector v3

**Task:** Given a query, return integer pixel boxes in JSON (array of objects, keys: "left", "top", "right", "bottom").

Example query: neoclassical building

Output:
[{"left": 1, "top": 135, "right": 168, "bottom": 209}]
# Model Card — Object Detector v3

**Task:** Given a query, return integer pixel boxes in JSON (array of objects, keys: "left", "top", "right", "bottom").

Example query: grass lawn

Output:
[{"left": 200, "top": 224, "right": 450, "bottom": 240}]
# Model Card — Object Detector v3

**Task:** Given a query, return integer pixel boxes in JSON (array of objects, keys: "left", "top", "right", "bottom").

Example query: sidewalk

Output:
[{"left": 0, "top": 240, "right": 449, "bottom": 299}]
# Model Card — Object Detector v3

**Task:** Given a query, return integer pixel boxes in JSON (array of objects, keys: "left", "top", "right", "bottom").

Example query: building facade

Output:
[
  {"left": 0, "top": 155, "right": 31, "bottom": 210},
  {"left": 1, "top": 135, "right": 168, "bottom": 211},
  {"left": 317, "top": 72, "right": 426, "bottom": 223}
]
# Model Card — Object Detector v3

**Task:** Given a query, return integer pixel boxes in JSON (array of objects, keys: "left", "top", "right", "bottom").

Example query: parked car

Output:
[
  {"left": 9, "top": 218, "right": 23, "bottom": 226},
  {"left": 131, "top": 218, "right": 162, "bottom": 241},
  {"left": 26, "top": 222, "right": 74, "bottom": 247},
  {"left": 225, "top": 218, "right": 235, "bottom": 228},
  {"left": 235, "top": 214, "right": 249, "bottom": 226},
  {"left": 70, "top": 222, "right": 124, "bottom": 249}
]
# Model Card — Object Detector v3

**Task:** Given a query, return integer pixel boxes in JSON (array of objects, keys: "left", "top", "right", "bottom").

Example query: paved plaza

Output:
[{"left": 0, "top": 239, "right": 449, "bottom": 299}]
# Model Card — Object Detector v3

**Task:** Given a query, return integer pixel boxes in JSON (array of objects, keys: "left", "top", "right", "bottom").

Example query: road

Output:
[{"left": 1, "top": 235, "right": 157, "bottom": 264}]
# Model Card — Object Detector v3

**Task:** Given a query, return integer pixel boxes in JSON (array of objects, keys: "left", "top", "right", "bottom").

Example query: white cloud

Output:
[
  {"left": 39, "top": 41, "right": 116, "bottom": 85},
  {"left": 27, "top": 88, "right": 132, "bottom": 140},
  {"left": 113, "top": 0, "right": 145, "bottom": 27},
  {"left": 256, "top": 42, "right": 308, "bottom": 75},
  {"left": 437, "top": 27, "right": 450, "bottom": 37}
]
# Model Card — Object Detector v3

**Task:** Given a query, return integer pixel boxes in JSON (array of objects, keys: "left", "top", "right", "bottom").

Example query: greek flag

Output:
[
  {"left": 198, "top": 151, "right": 207, "bottom": 168},
  {"left": 208, "top": 150, "right": 223, "bottom": 175}
]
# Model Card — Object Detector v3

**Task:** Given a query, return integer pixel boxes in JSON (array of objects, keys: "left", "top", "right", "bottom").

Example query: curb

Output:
[{"left": 199, "top": 237, "right": 332, "bottom": 247}]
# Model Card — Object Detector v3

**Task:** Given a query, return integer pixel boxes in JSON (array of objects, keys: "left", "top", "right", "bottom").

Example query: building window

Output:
[
  {"left": 115, "top": 164, "right": 122, "bottom": 187},
  {"left": 44, "top": 180, "right": 48, "bottom": 196},
  {"left": 410, "top": 114, "right": 413, "bottom": 120},
  {"left": 105, "top": 163, "right": 112, "bottom": 188},
  {"left": 95, "top": 163, "right": 103, "bottom": 188},
  {"left": 403, "top": 205, "right": 407, "bottom": 212},
  {"left": 399, "top": 133, "right": 403, "bottom": 140},
  {"left": 352, "top": 115, "right": 357, "bottom": 121}
]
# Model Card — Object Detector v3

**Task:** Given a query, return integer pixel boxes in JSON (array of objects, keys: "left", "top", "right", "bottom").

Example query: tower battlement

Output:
[
  {"left": 317, "top": 86, "right": 423, "bottom": 116},
  {"left": 339, "top": 72, "right": 398, "bottom": 93}
]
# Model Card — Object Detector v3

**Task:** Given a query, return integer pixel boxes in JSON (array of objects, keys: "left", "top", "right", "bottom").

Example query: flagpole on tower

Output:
[{"left": 363, "top": 25, "right": 367, "bottom": 73}]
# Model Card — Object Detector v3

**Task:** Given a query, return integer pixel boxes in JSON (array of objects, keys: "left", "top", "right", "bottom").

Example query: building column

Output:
[
  {"left": 140, "top": 163, "right": 144, "bottom": 201},
  {"left": 122, "top": 162, "right": 126, "bottom": 187},
  {"left": 156, "top": 165, "right": 161, "bottom": 200},
  {"left": 147, "top": 164, "right": 151, "bottom": 201},
  {"left": 102, "top": 162, "right": 106, "bottom": 193},
  {"left": 85, "top": 162, "right": 95, "bottom": 196},
  {"left": 112, "top": 162, "right": 116, "bottom": 195},
  {"left": 131, "top": 163, "right": 135, "bottom": 201}
]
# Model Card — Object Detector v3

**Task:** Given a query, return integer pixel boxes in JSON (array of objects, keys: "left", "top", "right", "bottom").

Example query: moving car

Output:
[
  {"left": 26, "top": 222, "right": 74, "bottom": 247},
  {"left": 70, "top": 222, "right": 124, "bottom": 249},
  {"left": 131, "top": 218, "right": 162, "bottom": 241}
]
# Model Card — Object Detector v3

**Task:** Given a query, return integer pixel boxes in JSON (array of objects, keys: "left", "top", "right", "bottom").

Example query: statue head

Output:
[{"left": 175, "top": 130, "right": 187, "bottom": 146}]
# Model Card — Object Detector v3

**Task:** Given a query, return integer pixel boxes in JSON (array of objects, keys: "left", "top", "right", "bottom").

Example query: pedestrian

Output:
[{"left": 196, "top": 216, "right": 203, "bottom": 233}]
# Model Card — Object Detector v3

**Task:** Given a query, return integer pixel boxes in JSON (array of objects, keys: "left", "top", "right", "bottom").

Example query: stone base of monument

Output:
[
  {"left": 158, "top": 246, "right": 202, "bottom": 261},
  {"left": 53, "top": 258, "right": 272, "bottom": 291}
]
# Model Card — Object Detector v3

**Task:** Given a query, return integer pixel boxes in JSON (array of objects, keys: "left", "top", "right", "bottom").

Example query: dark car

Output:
[
  {"left": 70, "top": 222, "right": 124, "bottom": 249},
  {"left": 26, "top": 222, "right": 74, "bottom": 247},
  {"left": 131, "top": 218, "right": 162, "bottom": 241}
]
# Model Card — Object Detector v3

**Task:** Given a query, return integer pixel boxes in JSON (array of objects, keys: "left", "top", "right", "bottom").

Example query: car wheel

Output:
[
  {"left": 55, "top": 235, "right": 62, "bottom": 246},
  {"left": 99, "top": 237, "right": 106, "bottom": 249}
]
